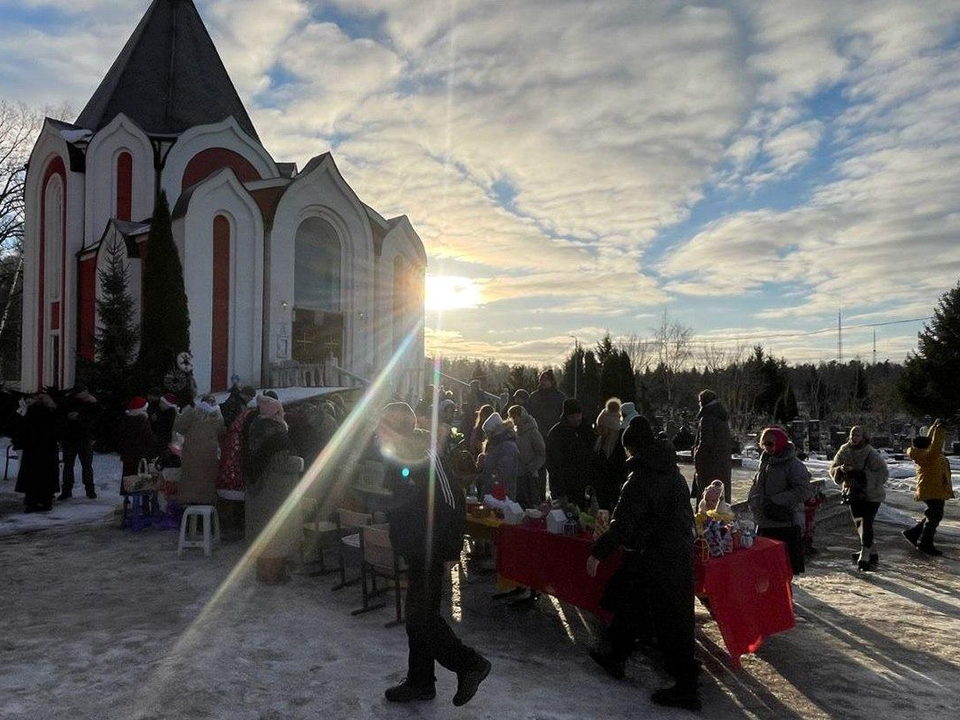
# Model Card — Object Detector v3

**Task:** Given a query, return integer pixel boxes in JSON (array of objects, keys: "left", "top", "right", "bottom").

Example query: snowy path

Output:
[{"left": 3, "top": 506, "right": 960, "bottom": 719}]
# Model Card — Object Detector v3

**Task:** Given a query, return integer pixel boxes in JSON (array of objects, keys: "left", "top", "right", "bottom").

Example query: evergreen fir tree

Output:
[
  {"left": 582, "top": 350, "right": 601, "bottom": 418},
  {"left": 898, "top": 281, "right": 960, "bottom": 419},
  {"left": 137, "top": 191, "right": 190, "bottom": 389},
  {"left": 617, "top": 350, "right": 637, "bottom": 403},
  {"left": 88, "top": 236, "right": 139, "bottom": 450},
  {"left": 596, "top": 333, "right": 616, "bottom": 365}
]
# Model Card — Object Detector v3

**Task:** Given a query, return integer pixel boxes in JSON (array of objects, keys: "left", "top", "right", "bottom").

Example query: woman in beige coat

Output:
[{"left": 174, "top": 395, "right": 225, "bottom": 505}]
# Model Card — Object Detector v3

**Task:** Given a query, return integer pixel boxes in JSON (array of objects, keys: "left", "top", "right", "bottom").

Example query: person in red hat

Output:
[
  {"left": 118, "top": 397, "right": 156, "bottom": 497},
  {"left": 748, "top": 427, "right": 813, "bottom": 574}
]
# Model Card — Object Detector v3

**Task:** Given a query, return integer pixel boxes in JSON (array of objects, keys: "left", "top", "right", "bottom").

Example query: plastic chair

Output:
[{"left": 178, "top": 505, "right": 221, "bottom": 557}]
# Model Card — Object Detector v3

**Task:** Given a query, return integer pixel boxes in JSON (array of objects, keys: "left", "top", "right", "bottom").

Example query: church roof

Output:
[{"left": 76, "top": 0, "right": 259, "bottom": 141}]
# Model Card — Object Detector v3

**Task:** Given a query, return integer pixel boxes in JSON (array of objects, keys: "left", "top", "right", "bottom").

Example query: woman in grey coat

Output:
[
  {"left": 829, "top": 426, "right": 888, "bottom": 571},
  {"left": 478, "top": 412, "right": 521, "bottom": 499},
  {"left": 507, "top": 405, "right": 546, "bottom": 507},
  {"left": 748, "top": 427, "right": 812, "bottom": 575}
]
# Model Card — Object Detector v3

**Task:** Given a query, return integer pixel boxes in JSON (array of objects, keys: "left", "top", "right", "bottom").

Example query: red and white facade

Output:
[{"left": 20, "top": 2, "right": 426, "bottom": 395}]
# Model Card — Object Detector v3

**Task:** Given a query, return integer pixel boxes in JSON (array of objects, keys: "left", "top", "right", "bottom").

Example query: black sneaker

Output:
[
  {"left": 384, "top": 679, "right": 436, "bottom": 703},
  {"left": 85, "top": 487, "right": 97, "bottom": 500},
  {"left": 651, "top": 684, "right": 702, "bottom": 711},
  {"left": 57, "top": 491, "right": 73, "bottom": 501},
  {"left": 589, "top": 649, "right": 626, "bottom": 680},
  {"left": 453, "top": 657, "right": 491, "bottom": 707}
]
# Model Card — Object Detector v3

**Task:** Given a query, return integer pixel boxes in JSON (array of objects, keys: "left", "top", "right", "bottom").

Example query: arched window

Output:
[
  {"left": 292, "top": 217, "right": 342, "bottom": 365},
  {"left": 210, "top": 215, "right": 231, "bottom": 392},
  {"left": 116, "top": 151, "right": 132, "bottom": 220},
  {"left": 44, "top": 176, "right": 63, "bottom": 302}
]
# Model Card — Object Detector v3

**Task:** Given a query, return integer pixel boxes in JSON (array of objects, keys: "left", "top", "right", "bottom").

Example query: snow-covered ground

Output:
[
  {"left": 0, "top": 447, "right": 123, "bottom": 537},
  {"left": 2, "top": 497, "right": 959, "bottom": 719},
  {"left": 3, "top": 446, "right": 960, "bottom": 719}
]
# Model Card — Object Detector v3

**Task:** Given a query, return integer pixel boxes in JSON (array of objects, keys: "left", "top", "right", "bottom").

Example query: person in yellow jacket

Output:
[{"left": 903, "top": 420, "right": 955, "bottom": 556}]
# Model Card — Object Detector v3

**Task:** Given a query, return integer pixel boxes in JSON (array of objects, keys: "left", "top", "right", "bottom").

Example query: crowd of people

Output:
[{"left": 6, "top": 370, "right": 955, "bottom": 712}]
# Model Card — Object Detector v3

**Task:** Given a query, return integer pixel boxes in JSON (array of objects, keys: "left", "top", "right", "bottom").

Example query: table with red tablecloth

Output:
[
  {"left": 694, "top": 536, "right": 795, "bottom": 668},
  {"left": 495, "top": 523, "right": 621, "bottom": 621},
  {"left": 495, "top": 524, "right": 795, "bottom": 668}
]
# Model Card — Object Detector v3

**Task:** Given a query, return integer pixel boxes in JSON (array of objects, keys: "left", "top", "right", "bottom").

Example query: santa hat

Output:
[
  {"left": 160, "top": 394, "right": 178, "bottom": 410},
  {"left": 126, "top": 397, "right": 149, "bottom": 417},
  {"left": 482, "top": 411, "right": 506, "bottom": 436}
]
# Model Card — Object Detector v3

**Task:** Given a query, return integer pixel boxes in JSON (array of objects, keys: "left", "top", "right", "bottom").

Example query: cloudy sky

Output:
[{"left": 2, "top": 0, "right": 959, "bottom": 366}]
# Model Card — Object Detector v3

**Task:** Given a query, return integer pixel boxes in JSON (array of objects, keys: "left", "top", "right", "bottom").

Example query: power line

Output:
[{"left": 686, "top": 315, "right": 932, "bottom": 347}]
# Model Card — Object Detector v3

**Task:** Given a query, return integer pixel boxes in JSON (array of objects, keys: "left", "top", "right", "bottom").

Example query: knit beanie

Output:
[
  {"left": 482, "top": 411, "right": 506, "bottom": 435},
  {"left": 382, "top": 402, "right": 417, "bottom": 434},
  {"left": 619, "top": 402, "right": 639, "bottom": 429},
  {"left": 912, "top": 435, "right": 932, "bottom": 450},
  {"left": 257, "top": 394, "right": 285, "bottom": 425},
  {"left": 562, "top": 398, "right": 582, "bottom": 417},
  {"left": 622, "top": 415, "right": 655, "bottom": 451},
  {"left": 760, "top": 427, "right": 790, "bottom": 455}
]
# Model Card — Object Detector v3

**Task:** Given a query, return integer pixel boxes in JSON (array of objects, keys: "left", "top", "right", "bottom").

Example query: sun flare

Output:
[{"left": 426, "top": 275, "right": 482, "bottom": 312}]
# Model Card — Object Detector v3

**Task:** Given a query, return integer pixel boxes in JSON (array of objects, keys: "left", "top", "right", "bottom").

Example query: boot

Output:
[
  {"left": 902, "top": 522, "right": 923, "bottom": 546},
  {"left": 651, "top": 683, "right": 702, "bottom": 711},
  {"left": 857, "top": 546, "right": 874, "bottom": 572},
  {"left": 85, "top": 485, "right": 97, "bottom": 500},
  {"left": 589, "top": 649, "right": 626, "bottom": 680},
  {"left": 918, "top": 541, "right": 943, "bottom": 557},
  {"left": 453, "top": 656, "right": 491, "bottom": 707},
  {"left": 384, "top": 679, "right": 436, "bottom": 702}
]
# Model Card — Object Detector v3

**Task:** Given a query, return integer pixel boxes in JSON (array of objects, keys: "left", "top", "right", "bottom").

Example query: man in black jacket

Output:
[
  {"left": 545, "top": 398, "right": 594, "bottom": 506},
  {"left": 587, "top": 416, "right": 700, "bottom": 711},
  {"left": 58, "top": 384, "right": 99, "bottom": 500},
  {"left": 379, "top": 403, "right": 491, "bottom": 707}
]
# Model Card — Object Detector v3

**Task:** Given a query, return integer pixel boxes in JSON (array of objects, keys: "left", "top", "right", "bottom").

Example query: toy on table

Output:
[{"left": 697, "top": 479, "right": 735, "bottom": 521}]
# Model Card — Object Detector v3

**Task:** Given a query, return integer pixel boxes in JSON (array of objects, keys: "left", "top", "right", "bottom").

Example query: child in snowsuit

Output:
[{"left": 904, "top": 420, "right": 954, "bottom": 556}]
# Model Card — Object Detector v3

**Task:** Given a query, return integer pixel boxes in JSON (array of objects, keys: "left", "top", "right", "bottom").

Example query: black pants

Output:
[
  {"left": 921, "top": 500, "right": 945, "bottom": 544},
  {"left": 405, "top": 558, "right": 482, "bottom": 686},
  {"left": 758, "top": 525, "right": 805, "bottom": 575},
  {"left": 606, "top": 559, "right": 699, "bottom": 688},
  {"left": 62, "top": 438, "right": 94, "bottom": 492},
  {"left": 849, "top": 500, "right": 881, "bottom": 549}
]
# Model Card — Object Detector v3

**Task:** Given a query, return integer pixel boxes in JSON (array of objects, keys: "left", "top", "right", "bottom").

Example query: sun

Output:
[{"left": 425, "top": 275, "right": 482, "bottom": 312}]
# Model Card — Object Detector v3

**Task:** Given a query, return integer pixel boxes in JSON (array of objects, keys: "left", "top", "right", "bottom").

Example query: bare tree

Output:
[
  {"left": 620, "top": 332, "right": 653, "bottom": 374},
  {"left": 652, "top": 310, "right": 693, "bottom": 404},
  {"left": 0, "top": 101, "right": 44, "bottom": 378}
]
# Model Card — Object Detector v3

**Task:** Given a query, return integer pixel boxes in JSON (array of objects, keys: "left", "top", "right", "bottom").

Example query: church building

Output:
[{"left": 20, "top": 0, "right": 426, "bottom": 395}]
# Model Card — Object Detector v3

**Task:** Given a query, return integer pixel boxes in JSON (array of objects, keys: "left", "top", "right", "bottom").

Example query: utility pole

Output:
[
  {"left": 569, "top": 335, "right": 579, "bottom": 398},
  {"left": 838, "top": 309, "right": 843, "bottom": 364}
]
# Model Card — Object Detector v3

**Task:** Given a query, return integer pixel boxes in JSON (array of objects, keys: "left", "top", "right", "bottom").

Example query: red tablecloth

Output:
[
  {"left": 496, "top": 524, "right": 621, "bottom": 620},
  {"left": 695, "top": 536, "right": 795, "bottom": 667}
]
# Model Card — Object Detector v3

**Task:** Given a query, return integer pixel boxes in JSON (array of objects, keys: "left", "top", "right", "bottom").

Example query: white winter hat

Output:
[
  {"left": 620, "top": 402, "right": 639, "bottom": 429},
  {"left": 482, "top": 411, "right": 505, "bottom": 435}
]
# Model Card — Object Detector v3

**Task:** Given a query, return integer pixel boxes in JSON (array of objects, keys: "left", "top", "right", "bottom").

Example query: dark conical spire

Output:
[{"left": 76, "top": 0, "right": 259, "bottom": 141}]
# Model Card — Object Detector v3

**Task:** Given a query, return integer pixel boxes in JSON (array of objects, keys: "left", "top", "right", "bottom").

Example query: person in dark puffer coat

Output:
[
  {"left": 545, "top": 398, "right": 595, "bottom": 507},
  {"left": 587, "top": 416, "right": 700, "bottom": 712},
  {"left": 13, "top": 394, "right": 61, "bottom": 512},
  {"left": 692, "top": 389, "right": 733, "bottom": 502}
]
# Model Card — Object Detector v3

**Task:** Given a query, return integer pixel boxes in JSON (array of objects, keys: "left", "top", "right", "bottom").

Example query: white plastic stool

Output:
[{"left": 178, "top": 505, "right": 220, "bottom": 557}]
